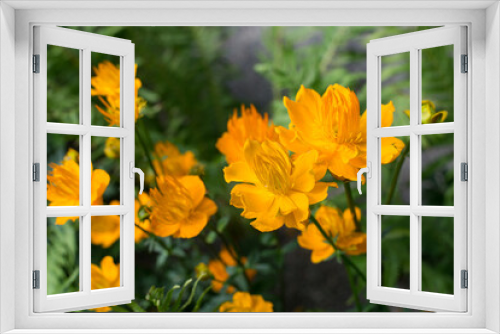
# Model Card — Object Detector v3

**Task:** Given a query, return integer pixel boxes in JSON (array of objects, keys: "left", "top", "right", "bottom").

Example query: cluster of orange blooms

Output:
[
  {"left": 216, "top": 84, "right": 404, "bottom": 265},
  {"left": 47, "top": 61, "right": 407, "bottom": 312}
]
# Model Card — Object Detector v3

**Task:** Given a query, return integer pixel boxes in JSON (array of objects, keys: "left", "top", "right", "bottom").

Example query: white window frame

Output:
[
  {"left": 366, "top": 26, "right": 467, "bottom": 312},
  {"left": 33, "top": 25, "right": 136, "bottom": 313},
  {"left": 1, "top": 1, "right": 499, "bottom": 333}
]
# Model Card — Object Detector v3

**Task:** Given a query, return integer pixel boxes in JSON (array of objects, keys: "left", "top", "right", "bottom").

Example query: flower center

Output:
[
  {"left": 158, "top": 177, "right": 194, "bottom": 222},
  {"left": 252, "top": 149, "right": 291, "bottom": 195}
]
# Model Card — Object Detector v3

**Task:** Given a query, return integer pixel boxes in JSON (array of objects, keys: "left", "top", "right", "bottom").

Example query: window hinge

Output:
[
  {"left": 461, "top": 54, "right": 468, "bottom": 73},
  {"left": 33, "top": 270, "right": 40, "bottom": 289},
  {"left": 33, "top": 54, "right": 40, "bottom": 73},
  {"left": 33, "top": 163, "right": 40, "bottom": 182},
  {"left": 461, "top": 270, "right": 468, "bottom": 289},
  {"left": 461, "top": 162, "right": 468, "bottom": 181}
]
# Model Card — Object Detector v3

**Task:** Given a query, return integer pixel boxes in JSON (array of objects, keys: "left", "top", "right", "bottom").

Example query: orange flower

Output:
[
  {"left": 208, "top": 247, "right": 256, "bottom": 293},
  {"left": 91, "top": 61, "right": 146, "bottom": 126},
  {"left": 91, "top": 256, "right": 120, "bottom": 290},
  {"left": 208, "top": 259, "right": 235, "bottom": 294},
  {"left": 90, "top": 194, "right": 152, "bottom": 247},
  {"left": 216, "top": 104, "right": 279, "bottom": 164},
  {"left": 279, "top": 84, "right": 405, "bottom": 182},
  {"left": 47, "top": 149, "right": 110, "bottom": 225},
  {"left": 219, "top": 292, "right": 273, "bottom": 312},
  {"left": 90, "top": 306, "right": 112, "bottom": 312},
  {"left": 149, "top": 175, "right": 217, "bottom": 238},
  {"left": 134, "top": 193, "right": 152, "bottom": 243},
  {"left": 298, "top": 205, "right": 366, "bottom": 263},
  {"left": 152, "top": 141, "right": 199, "bottom": 177},
  {"left": 91, "top": 202, "right": 120, "bottom": 248},
  {"left": 224, "top": 139, "right": 336, "bottom": 232}
]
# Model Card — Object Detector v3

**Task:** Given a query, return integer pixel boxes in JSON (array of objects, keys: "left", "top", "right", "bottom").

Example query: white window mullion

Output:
[
  {"left": 81, "top": 47, "right": 92, "bottom": 295},
  {"left": 409, "top": 47, "right": 420, "bottom": 295}
]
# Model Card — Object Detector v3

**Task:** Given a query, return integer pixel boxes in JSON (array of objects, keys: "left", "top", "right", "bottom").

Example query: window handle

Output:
[
  {"left": 357, "top": 162, "right": 371, "bottom": 195},
  {"left": 129, "top": 162, "right": 144, "bottom": 194}
]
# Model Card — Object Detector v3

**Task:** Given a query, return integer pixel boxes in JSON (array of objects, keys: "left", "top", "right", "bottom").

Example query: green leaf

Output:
[
  {"left": 128, "top": 300, "right": 147, "bottom": 313},
  {"left": 193, "top": 286, "right": 212, "bottom": 312},
  {"left": 163, "top": 284, "right": 181, "bottom": 312},
  {"left": 179, "top": 275, "right": 205, "bottom": 311},
  {"left": 171, "top": 278, "right": 192, "bottom": 312}
]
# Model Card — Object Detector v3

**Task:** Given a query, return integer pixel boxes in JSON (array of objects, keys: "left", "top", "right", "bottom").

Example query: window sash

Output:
[
  {"left": 366, "top": 26, "right": 468, "bottom": 312},
  {"left": 33, "top": 25, "right": 136, "bottom": 313}
]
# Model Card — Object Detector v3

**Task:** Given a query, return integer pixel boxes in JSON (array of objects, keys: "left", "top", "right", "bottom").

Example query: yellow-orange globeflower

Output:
[
  {"left": 298, "top": 205, "right": 366, "bottom": 264},
  {"left": 91, "top": 256, "right": 120, "bottom": 290},
  {"left": 216, "top": 104, "right": 279, "bottom": 164},
  {"left": 153, "top": 141, "right": 199, "bottom": 177},
  {"left": 224, "top": 139, "right": 337, "bottom": 232},
  {"left": 91, "top": 61, "right": 146, "bottom": 126},
  {"left": 149, "top": 175, "right": 217, "bottom": 238},
  {"left": 219, "top": 292, "right": 273, "bottom": 312},
  {"left": 91, "top": 200, "right": 120, "bottom": 248},
  {"left": 135, "top": 192, "right": 152, "bottom": 243},
  {"left": 90, "top": 306, "right": 112, "bottom": 312},
  {"left": 279, "top": 84, "right": 405, "bottom": 182},
  {"left": 47, "top": 149, "right": 110, "bottom": 225},
  {"left": 90, "top": 194, "right": 152, "bottom": 247},
  {"left": 208, "top": 247, "right": 257, "bottom": 293}
]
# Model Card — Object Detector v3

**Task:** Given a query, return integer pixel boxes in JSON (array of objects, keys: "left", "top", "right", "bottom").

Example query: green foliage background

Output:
[{"left": 46, "top": 26, "right": 455, "bottom": 312}]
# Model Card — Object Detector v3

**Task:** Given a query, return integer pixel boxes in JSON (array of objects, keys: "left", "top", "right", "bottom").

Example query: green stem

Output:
[
  {"left": 309, "top": 215, "right": 366, "bottom": 282},
  {"left": 344, "top": 262, "right": 362, "bottom": 312},
  {"left": 343, "top": 181, "right": 360, "bottom": 231},
  {"left": 136, "top": 126, "right": 159, "bottom": 180},
  {"left": 385, "top": 142, "right": 410, "bottom": 205}
]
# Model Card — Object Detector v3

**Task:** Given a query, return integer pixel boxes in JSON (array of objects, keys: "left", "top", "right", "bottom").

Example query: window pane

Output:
[
  {"left": 47, "top": 134, "right": 80, "bottom": 207},
  {"left": 381, "top": 52, "right": 410, "bottom": 127},
  {"left": 421, "top": 216, "right": 454, "bottom": 295},
  {"left": 47, "top": 217, "right": 80, "bottom": 295},
  {"left": 380, "top": 136, "right": 409, "bottom": 205},
  {"left": 91, "top": 215, "right": 121, "bottom": 290},
  {"left": 421, "top": 45, "right": 454, "bottom": 124},
  {"left": 47, "top": 45, "right": 80, "bottom": 124},
  {"left": 91, "top": 52, "right": 121, "bottom": 127},
  {"left": 421, "top": 133, "right": 454, "bottom": 206},
  {"left": 91, "top": 136, "right": 120, "bottom": 205},
  {"left": 381, "top": 215, "right": 410, "bottom": 290}
]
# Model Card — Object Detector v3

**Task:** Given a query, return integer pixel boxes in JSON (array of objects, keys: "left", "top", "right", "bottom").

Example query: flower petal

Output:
[
  {"left": 289, "top": 192, "right": 310, "bottom": 223},
  {"left": 307, "top": 181, "right": 337, "bottom": 205},
  {"left": 224, "top": 161, "right": 259, "bottom": 185},
  {"left": 176, "top": 212, "right": 208, "bottom": 238},
  {"left": 196, "top": 197, "right": 218, "bottom": 217},
  {"left": 91, "top": 169, "right": 110, "bottom": 204},
  {"left": 381, "top": 101, "right": 395, "bottom": 128},
  {"left": 231, "top": 184, "right": 276, "bottom": 219},
  {"left": 381, "top": 137, "right": 405, "bottom": 164},
  {"left": 311, "top": 246, "right": 335, "bottom": 263},
  {"left": 151, "top": 222, "right": 180, "bottom": 238},
  {"left": 250, "top": 215, "right": 284, "bottom": 232},
  {"left": 291, "top": 150, "right": 318, "bottom": 193},
  {"left": 179, "top": 175, "right": 206, "bottom": 208}
]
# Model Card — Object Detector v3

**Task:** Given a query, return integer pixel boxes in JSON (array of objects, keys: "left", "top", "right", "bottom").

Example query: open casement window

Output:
[
  {"left": 33, "top": 26, "right": 137, "bottom": 312},
  {"left": 364, "top": 26, "right": 467, "bottom": 312}
]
